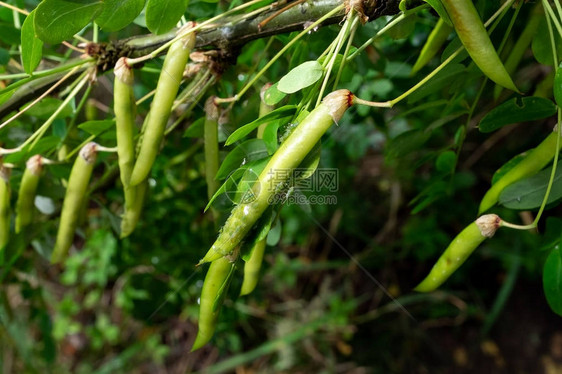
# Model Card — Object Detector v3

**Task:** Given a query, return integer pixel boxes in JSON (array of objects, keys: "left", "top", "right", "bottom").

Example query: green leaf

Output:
[
  {"left": 183, "top": 117, "right": 205, "bottom": 138},
  {"left": 212, "top": 260, "right": 236, "bottom": 313},
  {"left": 24, "top": 97, "right": 73, "bottom": 119},
  {"left": 543, "top": 247, "right": 562, "bottom": 316},
  {"left": 35, "top": 0, "right": 103, "bottom": 44},
  {"left": 262, "top": 120, "right": 281, "bottom": 154},
  {"left": 532, "top": 18, "right": 562, "bottom": 66},
  {"left": 264, "top": 82, "right": 286, "bottom": 106},
  {"left": 225, "top": 105, "right": 296, "bottom": 145},
  {"left": 21, "top": 11, "right": 43, "bottom": 75},
  {"left": 387, "top": 14, "right": 416, "bottom": 40},
  {"left": 215, "top": 139, "right": 268, "bottom": 180},
  {"left": 499, "top": 162, "right": 562, "bottom": 210},
  {"left": 479, "top": 97, "right": 556, "bottom": 133},
  {"left": 78, "top": 120, "right": 115, "bottom": 136},
  {"left": 435, "top": 150, "right": 456, "bottom": 173},
  {"left": 145, "top": 0, "right": 189, "bottom": 35},
  {"left": 0, "top": 48, "right": 9, "bottom": 65},
  {"left": 424, "top": 0, "right": 452, "bottom": 26},
  {"left": 0, "top": 23, "right": 21, "bottom": 45},
  {"left": 278, "top": 61, "right": 324, "bottom": 94},
  {"left": 96, "top": 0, "right": 146, "bottom": 32}
]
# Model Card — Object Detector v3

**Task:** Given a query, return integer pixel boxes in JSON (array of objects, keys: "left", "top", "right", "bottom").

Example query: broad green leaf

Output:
[
  {"left": 96, "top": 0, "right": 146, "bottom": 31},
  {"left": 215, "top": 139, "right": 268, "bottom": 180},
  {"left": 264, "top": 82, "right": 286, "bottom": 106},
  {"left": 225, "top": 105, "right": 296, "bottom": 145},
  {"left": 543, "top": 247, "right": 562, "bottom": 316},
  {"left": 262, "top": 120, "right": 281, "bottom": 154},
  {"left": 532, "top": 18, "right": 562, "bottom": 66},
  {"left": 78, "top": 120, "right": 115, "bottom": 135},
  {"left": 499, "top": 162, "right": 562, "bottom": 210},
  {"left": 278, "top": 61, "right": 324, "bottom": 94},
  {"left": 21, "top": 11, "right": 43, "bottom": 75},
  {"left": 541, "top": 217, "right": 562, "bottom": 252},
  {"left": 35, "top": 0, "right": 103, "bottom": 44},
  {"left": 183, "top": 117, "right": 205, "bottom": 138},
  {"left": 145, "top": 0, "right": 189, "bottom": 35},
  {"left": 435, "top": 150, "right": 456, "bottom": 173},
  {"left": 479, "top": 97, "right": 556, "bottom": 133},
  {"left": 0, "top": 23, "right": 21, "bottom": 45},
  {"left": 24, "top": 97, "right": 73, "bottom": 119},
  {"left": 0, "top": 48, "right": 9, "bottom": 65}
]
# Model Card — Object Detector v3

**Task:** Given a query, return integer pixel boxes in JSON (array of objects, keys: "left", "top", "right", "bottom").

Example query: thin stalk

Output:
[
  {"left": 215, "top": 4, "right": 345, "bottom": 104},
  {"left": 333, "top": 17, "right": 358, "bottom": 90},
  {"left": 316, "top": 12, "right": 355, "bottom": 107},
  {"left": 554, "top": 0, "right": 562, "bottom": 23},
  {"left": 136, "top": 89, "right": 156, "bottom": 105},
  {"left": 20, "top": 72, "right": 90, "bottom": 151},
  {"left": 542, "top": 0, "right": 562, "bottom": 39},
  {"left": 0, "top": 58, "right": 94, "bottom": 96},
  {"left": 387, "top": 0, "right": 515, "bottom": 106},
  {"left": 127, "top": 0, "right": 270, "bottom": 66},
  {"left": 0, "top": 64, "right": 84, "bottom": 130}
]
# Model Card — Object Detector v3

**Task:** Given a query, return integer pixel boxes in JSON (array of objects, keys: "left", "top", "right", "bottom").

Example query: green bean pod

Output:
[
  {"left": 114, "top": 57, "right": 136, "bottom": 187},
  {"left": 442, "top": 0, "right": 518, "bottom": 91},
  {"left": 0, "top": 165, "right": 11, "bottom": 252},
  {"left": 15, "top": 155, "right": 43, "bottom": 233},
  {"left": 415, "top": 214, "right": 501, "bottom": 292},
  {"left": 192, "top": 256, "right": 234, "bottom": 351},
  {"left": 240, "top": 239, "right": 266, "bottom": 296},
  {"left": 120, "top": 178, "right": 148, "bottom": 238},
  {"left": 411, "top": 18, "right": 452, "bottom": 74},
  {"left": 199, "top": 89, "right": 353, "bottom": 264},
  {"left": 51, "top": 142, "right": 98, "bottom": 264},
  {"left": 493, "top": 3, "right": 542, "bottom": 99},
  {"left": 479, "top": 132, "right": 562, "bottom": 214},
  {"left": 239, "top": 84, "right": 275, "bottom": 295},
  {"left": 129, "top": 25, "right": 196, "bottom": 186}
]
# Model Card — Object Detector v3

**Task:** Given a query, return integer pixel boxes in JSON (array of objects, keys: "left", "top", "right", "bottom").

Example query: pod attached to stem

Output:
[
  {"left": 0, "top": 165, "right": 11, "bottom": 255},
  {"left": 15, "top": 155, "right": 43, "bottom": 233},
  {"left": 129, "top": 24, "right": 196, "bottom": 186},
  {"left": 199, "top": 89, "right": 353, "bottom": 264},
  {"left": 51, "top": 142, "right": 98, "bottom": 264},
  {"left": 415, "top": 214, "right": 501, "bottom": 292}
]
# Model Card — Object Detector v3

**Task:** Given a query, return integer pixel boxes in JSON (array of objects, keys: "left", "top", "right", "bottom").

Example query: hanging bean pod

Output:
[
  {"left": 51, "top": 142, "right": 98, "bottom": 264},
  {"left": 15, "top": 155, "right": 43, "bottom": 233}
]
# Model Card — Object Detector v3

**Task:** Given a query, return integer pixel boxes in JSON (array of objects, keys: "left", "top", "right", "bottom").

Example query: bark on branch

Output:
[{"left": 1, "top": 0, "right": 408, "bottom": 119}]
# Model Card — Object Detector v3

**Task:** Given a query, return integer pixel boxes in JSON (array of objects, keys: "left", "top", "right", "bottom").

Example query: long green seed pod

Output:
[
  {"left": 129, "top": 24, "right": 196, "bottom": 186},
  {"left": 114, "top": 57, "right": 145, "bottom": 238},
  {"left": 240, "top": 239, "right": 266, "bottom": 296},
  {"left": 15, "top": 155, "right": 43, "bottom": 233},
  {"left": 204, "top": 96, "right": 220, "bottom": 200},
  {"left": 442, "top": 0, "right": 518, "bottom": 91},
  {"left": 0, "top": 165, "right": 11, "bottom": 252},
  {"left": 479, "top": 131, "right": 562, "bottom": 214},
  {"left": 120, "top": 178, "right": 148, "bottom": 238},
  {"left": 411, "top": 18, "right": 452, "bottom": 74},
  {"left": 192, "top": 256, "right": 234, "bottom": 351},
  {"left": 51, "top": 142, "right": 98, "bottom": 264},
  {"left": 114, "top": 57, "right": 136, "bottom": 187},
  {"left": 415, "top": 214, "right": 501, "bottom": 292},
  {"left": 240, "top": 84, "right": 275, "bottom": 296},
  {"left": 199, "top": 89, "right": 353, "bottom": 264}
]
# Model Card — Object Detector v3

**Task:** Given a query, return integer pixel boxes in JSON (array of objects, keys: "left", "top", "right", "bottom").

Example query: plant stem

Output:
[
  {"left": 542, "top": 0, "right": 562, "bottom": 40},
  {"left": 215, "top": 4, "right": 345, "bottom": 104}
]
